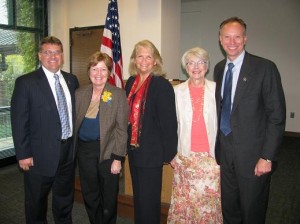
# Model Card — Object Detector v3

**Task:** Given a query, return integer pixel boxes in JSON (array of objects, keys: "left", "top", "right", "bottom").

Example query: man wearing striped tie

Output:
[{"left": 11, "top": 36, "right": 79, "bottom": 224}]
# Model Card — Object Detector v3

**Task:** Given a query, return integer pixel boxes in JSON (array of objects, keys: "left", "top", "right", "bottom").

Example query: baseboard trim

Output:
[
  {"left": 117, "top": 194, "right": 169, "bottom": 224},
  {"left": 117, "top": 194, "right": 134, "bottom": 220},
  {"left": 0, "top": 156, "right": 16, "bottom": 168},
  {"left": 74, "top": 177, "right": 169, "bottom": 223},
  {"left": 285, "top": 131, "right": 300, "bottom": 138},
  {"left": 74, "top": 177, "right": 84, "bottom": 203}
]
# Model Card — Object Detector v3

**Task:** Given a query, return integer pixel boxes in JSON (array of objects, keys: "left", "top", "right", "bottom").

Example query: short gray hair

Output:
[{"left": 181, "top": 47, "right": 210, "bottom": 69}]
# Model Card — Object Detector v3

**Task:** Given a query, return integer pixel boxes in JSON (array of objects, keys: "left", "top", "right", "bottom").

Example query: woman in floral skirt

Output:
[{"left": 168, "top": 47, "right": 222, "bottom": 224}]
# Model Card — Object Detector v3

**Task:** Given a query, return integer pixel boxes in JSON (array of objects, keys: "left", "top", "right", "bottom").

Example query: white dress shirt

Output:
[{"left": 42, "top": 66, "right": 73, "bottom": 136}]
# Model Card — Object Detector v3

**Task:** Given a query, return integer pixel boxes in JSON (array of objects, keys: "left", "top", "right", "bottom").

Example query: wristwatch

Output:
[{"left": 262, "top": 157, "right": 272, "bottom": 163}]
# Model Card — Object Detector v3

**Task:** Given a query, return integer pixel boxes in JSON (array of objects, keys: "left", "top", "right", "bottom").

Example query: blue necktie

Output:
[
  {"left": 220, "top": 63, "right": 234, "bottom": 136},
  {"left": 54, "top": 74, "right": 70, "bottom": 139}
]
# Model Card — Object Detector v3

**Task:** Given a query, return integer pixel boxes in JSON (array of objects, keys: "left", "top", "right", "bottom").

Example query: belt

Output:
[{"left": 61, "top": 137, "right": 72, "bottom": 144}]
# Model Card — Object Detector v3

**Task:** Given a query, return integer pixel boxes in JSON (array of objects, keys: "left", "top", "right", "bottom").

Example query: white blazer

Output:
[{"left": 174, "top": 79, "right": 217, "bottom": 157}]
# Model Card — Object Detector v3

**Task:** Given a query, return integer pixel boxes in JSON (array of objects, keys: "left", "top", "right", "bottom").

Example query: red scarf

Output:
[{"left": 127, "top": 74, "right": 152, "bottom": 147}]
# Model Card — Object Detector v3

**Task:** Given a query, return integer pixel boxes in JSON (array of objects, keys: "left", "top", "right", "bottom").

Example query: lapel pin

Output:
[{"left": 243, "top": 77, "right": 247, "bottom": 82}]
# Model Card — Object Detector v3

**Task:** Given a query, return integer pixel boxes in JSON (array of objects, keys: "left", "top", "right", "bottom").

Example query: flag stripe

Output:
[
  {"left": 102, "top": 36, "right": 113, "bottom": 48},
  {"left": 100, "top": 0, "right": 124, "bottom": 88}
]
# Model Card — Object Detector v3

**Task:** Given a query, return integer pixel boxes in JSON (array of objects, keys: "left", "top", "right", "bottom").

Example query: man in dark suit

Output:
[
  {"left": 11, "top": 36, "right": 79, "bottom": 224},
  {"left": 214, "top": 17, "right": 286, "bottom": 224}
]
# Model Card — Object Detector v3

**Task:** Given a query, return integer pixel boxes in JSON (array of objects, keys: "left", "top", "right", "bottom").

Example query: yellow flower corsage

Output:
[{"left": 102, "top": 90, "right": 112, "bottom": 104}]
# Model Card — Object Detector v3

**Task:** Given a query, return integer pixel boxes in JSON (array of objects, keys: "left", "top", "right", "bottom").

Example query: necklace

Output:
[{"left": 189, "top": 85, "right": 205, "bottom": 123}]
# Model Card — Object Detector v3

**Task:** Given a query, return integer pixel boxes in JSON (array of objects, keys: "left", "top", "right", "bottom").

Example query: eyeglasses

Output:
[
  {"left": 41, "top": 50, "right": 62, "bottom": 57},
  {"left": 186, "top": 60, "right": 207, "bottom": 67}
]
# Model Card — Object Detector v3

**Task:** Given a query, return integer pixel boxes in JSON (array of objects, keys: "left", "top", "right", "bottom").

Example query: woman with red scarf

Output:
[{"left": 125, "top": 40, "right": 178, "bottom": 224}]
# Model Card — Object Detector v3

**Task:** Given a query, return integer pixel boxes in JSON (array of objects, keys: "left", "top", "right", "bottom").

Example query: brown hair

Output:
[
  {"left": 219, "top": 17, "right": 247, "bottom": 34},
  {"left": 39, "top": 36, "right": 63, "bottom": 52},
  {"left": 87, "top": 51, "right": 113, "bottom": 74}
]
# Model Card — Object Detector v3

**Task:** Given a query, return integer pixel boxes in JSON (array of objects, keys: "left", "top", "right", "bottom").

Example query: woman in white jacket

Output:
[{"left": 167, "top": 47, "right": 222, "bottom": 224}]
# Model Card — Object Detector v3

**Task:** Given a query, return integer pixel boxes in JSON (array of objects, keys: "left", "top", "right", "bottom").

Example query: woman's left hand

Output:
[
  {"left": 170, "top": 158, "right": 176, "bottom": 169},
  {"left": 111, "top": 160, "right": 122, "bottom": 174}
]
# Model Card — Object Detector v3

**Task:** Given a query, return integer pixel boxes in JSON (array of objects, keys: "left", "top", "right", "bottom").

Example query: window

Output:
[{"left": 0, "top": 0, "right": 48, "bottom": 166}]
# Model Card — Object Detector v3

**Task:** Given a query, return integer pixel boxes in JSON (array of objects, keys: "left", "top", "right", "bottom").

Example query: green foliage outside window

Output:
[
  {"left": 0, "top": 55, "right": 24, "bottom": 103},
  {"left": 0, "top": 0, "right": 45, "bottom": 105},
  {"left": 0, "top": 0, "right": 47, "bottom": 154},
  {"left": 16, "top": 0, "right": 37, "bottom": 73}
]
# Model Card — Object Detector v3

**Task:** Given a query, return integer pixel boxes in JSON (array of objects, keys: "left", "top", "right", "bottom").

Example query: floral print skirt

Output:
[{"left": 167, "top": 152, "right": 222, "bottom": 224}]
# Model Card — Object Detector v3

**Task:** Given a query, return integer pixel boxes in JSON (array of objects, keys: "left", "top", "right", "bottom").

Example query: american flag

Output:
[{"left": 101, "top": 0, "right": 124, "bottom": 88}]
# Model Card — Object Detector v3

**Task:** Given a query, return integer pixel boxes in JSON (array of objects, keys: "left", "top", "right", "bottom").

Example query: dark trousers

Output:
[
  {"left": 77, "top": 140, "right": 120, "bottom": 224},
  {"left": 220, "top": 133, "right": 271, "bottom": 224},
  {"left": 24, "top": 140, "right": 75, "bottom": 224},
  {"left": 128, "top": 150, "right": 162, "bottom": 224}
]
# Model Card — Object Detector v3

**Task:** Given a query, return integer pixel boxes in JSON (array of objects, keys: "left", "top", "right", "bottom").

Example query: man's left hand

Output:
[{"left": 254, "top": 158, "right": 272, "bottom": 176}]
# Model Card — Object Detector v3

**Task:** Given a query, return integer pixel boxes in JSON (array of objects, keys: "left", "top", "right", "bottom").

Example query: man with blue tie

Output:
[
  {"left": 11, "top": 36, "right": 79, "bottom": 223},
  {"left": 214, "top": 17, "right": 286, "bottom": 224}
]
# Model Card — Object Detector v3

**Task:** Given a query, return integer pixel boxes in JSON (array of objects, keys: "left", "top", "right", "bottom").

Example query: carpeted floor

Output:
[
  {"left": 0, "top": 165, "right": 133, "bottom": 224},
  {"left": 265, "top": 136, "right": 300, "bottom": 224},
  {"left": 0, "top": 136, "right": 299, "bottom": 224}
]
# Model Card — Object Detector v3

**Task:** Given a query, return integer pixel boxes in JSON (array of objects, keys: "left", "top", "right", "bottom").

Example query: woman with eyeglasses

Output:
[{"left": 167, "top": 47, "right": 222, "bottom": 223}]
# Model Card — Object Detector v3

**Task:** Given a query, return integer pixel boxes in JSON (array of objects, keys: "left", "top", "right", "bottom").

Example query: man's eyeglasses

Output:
[{"left": 41, "top": 50, "right": 62, "bottom": 57}]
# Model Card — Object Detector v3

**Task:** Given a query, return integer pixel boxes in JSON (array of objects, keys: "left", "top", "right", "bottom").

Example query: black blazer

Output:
[
  {"left": 125, "top": 75, "right": 178, "bottom": 168},
  {"left": 11, "top": 67, "right": 79, "bottom": 176},
  {"left": 214, "top": 52, "right": 286, "bottom": 177}
]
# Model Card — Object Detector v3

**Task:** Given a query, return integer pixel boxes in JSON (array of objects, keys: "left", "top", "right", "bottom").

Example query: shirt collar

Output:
[
  {"left": 226, "top": 50, "right": 245, "bottom": 67},
  {"left": 41, "top": 65, "right": 62, "bottom": 79}
]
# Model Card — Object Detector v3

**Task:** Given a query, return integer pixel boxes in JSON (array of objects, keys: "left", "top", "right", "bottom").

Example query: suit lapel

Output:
[
  {"left": 182, "top": 81, "right": 192, "bottom": 109},
  {"left": 61, "top": 72, "right": 73, "bottom": 92},
  {"left": 232, "top": 53, "right": 252, "bottom": 113},
  {"left": 78, "top": 85, "right": 93, "bottom": 122},
  {"left": 99, "top": 84, "right": 113, "bottom": 141},
  {"left": 203, "top": 80, "right": 213, "bottom": 120},
  {"left": 36, "top": 68, "right": 58, "bottom": 113},
  {"left": 215, "top": 61, "right": 226, "bottom": 113}
]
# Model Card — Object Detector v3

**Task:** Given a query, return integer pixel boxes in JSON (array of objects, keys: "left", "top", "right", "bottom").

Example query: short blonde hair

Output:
[{"left": 128, "top": 40, "right": 165, "bottom": 76}]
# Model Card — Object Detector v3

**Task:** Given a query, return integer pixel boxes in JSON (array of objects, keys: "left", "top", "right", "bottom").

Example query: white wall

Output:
[
  {"left": 181, "top": 0, "right": 300, "bottom": 132},
  {"left": 161, "top": 0, "right": 181, "bottom": 78},
  {"left": 48, "top": 0, "right": 299, "bottom": 132},
  {"left": 48, "top": 0, "right": 180, "bottom": 80}
]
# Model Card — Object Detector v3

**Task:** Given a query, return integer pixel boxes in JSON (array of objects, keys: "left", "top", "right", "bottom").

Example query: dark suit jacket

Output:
[
  {"left": 214, "top": 52, "right": 286, "bottom": 177},
  {"left": 11, "top": 67, "right": 79, "bottom": 177},
  {"left": 74, "top": 83, "right": 129, "bottom": 163},
  {"left": 125, "top": 75, "right": 178, "bottom": 168}
]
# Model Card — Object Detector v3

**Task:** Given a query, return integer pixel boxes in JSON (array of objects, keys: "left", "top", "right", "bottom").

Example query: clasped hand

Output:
[
  {"left": 111, "top": 159, "right": 121, "bottom": 174},
  {"left": 19, "top": 157, "right": 34, "bottom": 171}
]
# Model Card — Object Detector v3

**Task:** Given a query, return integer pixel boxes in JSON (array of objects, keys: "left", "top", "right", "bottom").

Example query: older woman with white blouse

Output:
[{"left": 168, "top": 47, "right": 222, "bottom": 224}]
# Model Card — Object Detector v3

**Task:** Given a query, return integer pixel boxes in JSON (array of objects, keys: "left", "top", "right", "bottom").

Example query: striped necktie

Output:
[
  {"left": 220, "top": 63, "right": 234, "bottom": 136},
  {"left": 54, "top": 74, "right": 70, "bottom": 139}
]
